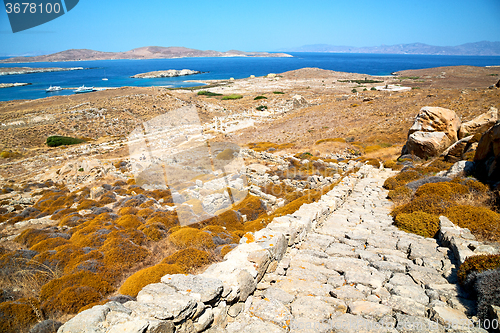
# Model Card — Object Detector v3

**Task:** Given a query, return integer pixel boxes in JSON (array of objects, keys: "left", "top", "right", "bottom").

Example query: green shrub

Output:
[
  {"left": 254, "top": 95, "right": 267, "bottom": 100},
  {"left": 46, "top": 136, "right": 85, "bottom": 147},
  {"left": 256, "top": 105, "right": 268, "bottom": 111},
  {"left": 273, "top": 91, "right": 284, "bottom": 94},
  {"left": 197, "top": 91, "right": 222, "bottom": 96},
  {"left": 394, "top": 211, "right": 440, "bottom": 238},
  {"left": 370, "top": 87, "right": 377, "bottom": 91},
  {"left": 352, "top": 89, "right": 357, "bottom": 93},
  {"left": 221, "top": 94, "right": 243, "bottom": 100}
]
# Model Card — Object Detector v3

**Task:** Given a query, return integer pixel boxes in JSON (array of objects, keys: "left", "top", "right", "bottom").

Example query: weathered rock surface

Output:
[
  {"left": 131, "top": 69, "right": 201, "bottom": 78},
  {"left": 408, "top": 106, "right": 461, "bottom": 142},
  {"left": 404, "top": 131, "right": 452, "bottom": 158},
  {"left": 459, "top": 107, "right": 498, "bottom": 139},
  {"left": 473, "top": 121, "right": 500, "bottom": 186}
]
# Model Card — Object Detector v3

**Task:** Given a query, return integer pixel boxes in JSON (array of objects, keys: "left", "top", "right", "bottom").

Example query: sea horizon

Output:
[{"left": 1, "top": 52, "right": 500, "bottom": 102}]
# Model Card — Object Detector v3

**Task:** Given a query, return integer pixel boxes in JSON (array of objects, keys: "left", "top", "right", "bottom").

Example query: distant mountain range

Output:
[
  {"left": 0, "top": 46, "right": 292, "bottom": 63},
  {"left": 280, "top": 41, "right": 500, "bottom": 56}
]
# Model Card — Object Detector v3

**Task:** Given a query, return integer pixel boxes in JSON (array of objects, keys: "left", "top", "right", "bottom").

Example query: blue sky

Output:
[{"left": 0, "top": 0, "right": 499, "bottom": 56}]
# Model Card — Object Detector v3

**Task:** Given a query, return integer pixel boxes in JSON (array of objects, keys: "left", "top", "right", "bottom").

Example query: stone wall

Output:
[{"left": 57, "top": 164, "right": 372, "bottom": 333}]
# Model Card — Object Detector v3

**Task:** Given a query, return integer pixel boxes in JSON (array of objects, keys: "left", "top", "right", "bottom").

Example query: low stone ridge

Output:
[
  {"left": 57, "top": 164, "right": 496, "bottom": 332},
  {"left": 131, "top": 69, "right": 201, "bottom": 78}
]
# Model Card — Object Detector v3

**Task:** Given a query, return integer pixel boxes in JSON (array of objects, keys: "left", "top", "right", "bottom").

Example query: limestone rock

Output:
[
  {"left": 459, "top": 107, "right": 498, "bottom": 139},
  {"left": 408, "top": 106, "right": 461, "bottom": 142},
  {"left": 429, "top": 305, "right": 473, "bottom": 328},
  {"left": 160, "top": 274, "right": 224, "bottom": 304},
  {"left": 442, "top": 135, "right": 474, "bottom": 162},
  {"left": 404, "top": 131, "right": 452, "bottom": 159},
  {"left": 57, "top": 305, "right": 110, "bottom": 333},
  {"left": 136, "top": 283, "right": 197, "bottom": 322},
  {"left": 248, "top": 297, "right": 292, "bottom": 327},
  {"left": 348, "top": 301, "right": 392, "bottom": 320},
  {"left": 290, "top": 296, "right": 337, "bottom": 321},
  {"left": 394, "top": 313, "right": 445, "bottom": 332}
]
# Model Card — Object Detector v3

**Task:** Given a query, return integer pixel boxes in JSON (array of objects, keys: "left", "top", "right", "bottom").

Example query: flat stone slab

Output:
[
  {"left": 290, "top": 296, "right": 337, "bottom": 321},
  {"left": 161, "top": 274, "right": 224, "bottom": 304},
  {"left": 382, "top": 295, "right": 427, "bottom": 317},
  {"left": 330, "top": 285, "right": 366, "bottom": 301},
  {"left": 248, "top": 297, "right": 292, "bottom": 327},
  {"left": 348, "top": 301, "right": 392, "bottom": 320}
]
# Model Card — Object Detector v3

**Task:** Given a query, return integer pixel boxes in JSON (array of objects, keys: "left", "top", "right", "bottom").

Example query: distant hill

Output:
[
  {"left": 0, "top": 46, "right": 292, "bottom": 63},
  {"left": 281, "top": 41, "right": 500, "bottom": 56}
]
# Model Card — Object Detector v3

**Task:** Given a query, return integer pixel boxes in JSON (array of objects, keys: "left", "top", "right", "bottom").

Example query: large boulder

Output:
[
  {"left": 458, "top": 107, "right": 498, "bottom": 139},
  {"left": 408, "top": 106, "right": 461, "bottom": 142},
  {"left": 441, "top": 135, "right": 473, "bottom": 162},
  {"left": 474, "top": 121, "right": 500, "bottom": 186},
  {"left": 404, "top": 131, "right": 452, "bottom": 159}
]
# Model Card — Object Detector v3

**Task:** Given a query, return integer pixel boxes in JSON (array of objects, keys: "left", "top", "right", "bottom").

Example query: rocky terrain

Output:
[
  {"left": 131, "top": 70, "right": 201, "bottom": 79},
  {"left": 0, "top": 47, "right": 292, "bottom": 63},
  {"left": 0, "top": 67, "right": 84, "bottom": 76},
  {"left": 0, "top": 83, "right": 31, "bottom": 89},
  {"left": 0, "top": 65, "right": 499, "bottom": 333}
]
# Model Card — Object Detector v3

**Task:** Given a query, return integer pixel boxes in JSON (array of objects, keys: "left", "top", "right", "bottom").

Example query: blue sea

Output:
[{"left": 1, "top": 53, "right": 500, "bottom": 102}]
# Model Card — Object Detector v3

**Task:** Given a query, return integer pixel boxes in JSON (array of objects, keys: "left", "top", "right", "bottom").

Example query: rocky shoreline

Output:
[
  {"left": 0, "top": 82, "right": 31, "bottom": 88},
  {"left": 131, "top": 69, "right": 201, "bottom": 78},
  {"left": 0, "top": 67, "right": 84, "bottom": 75}
]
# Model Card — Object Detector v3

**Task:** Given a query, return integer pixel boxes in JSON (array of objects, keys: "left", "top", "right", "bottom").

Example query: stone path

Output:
[
  {"left": 58, "top": 165, "right": 489, "bottom": 333},
  {"left": 223, "top": 167, "right": 484, "bottom": 333}
]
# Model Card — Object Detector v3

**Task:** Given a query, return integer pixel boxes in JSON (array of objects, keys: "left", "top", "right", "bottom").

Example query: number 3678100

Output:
[{"left": 5, "top": 2, "right": 61, "bottom": 14}]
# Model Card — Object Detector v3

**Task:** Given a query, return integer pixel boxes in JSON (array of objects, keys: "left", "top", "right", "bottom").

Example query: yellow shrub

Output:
[
  {"left": 115, "top": 214, "right": 143, "bottom": 229},
  {"left": 33, "top": 244, "right": 85, "bottom": 270},
  {"left": 391, "top": 194, "right": 452, "bottom": 218},
  {"left": 101, "top": 238, "right": 150, "bottom": 270},
  {"left": 137, "top": 208, "right": 155, "bottom": 219},
  {"left": 138, "top": 223, "right": 168, "bottom": 241},
  {"left": 232, "top": 195, "right": 266, "bottom": 222},
  {"left": 119, "top": 264, "right": 183, "bottom": 297},
  {"left": 63, "top": 250, "right": 104, "bottom": 274},
  {"left": 58, "top": 213, "right": 84, "bottom": 227},
  {"left": 457, "top": 254, "right": 500, "bottom": 285},
  {"left": 40, "top": 271, "right": 113, "bottom": 315},
  {"left": 30, "top": 237, "right": 69, "bottom": 252},
  {"left": 161, "top": 248, "right": 210, "bottom": 272},
  {"left": 383, "top": 177, "right": 399, "bottom": 190},
  {"left": 51, "top": 208, "right": 77, "bottom": 221},
  {"left": 0, "top": 298, "right": 40, "bottom": 333},
  {"left": 168, "top": 228, "right": 215, "bottom": 249},
  {"left": 14, "top": 228, "right": 49, "bottom": 247},
  {"left": 220, "top": 245, "right": 235, "bottom": 257},
  {"left": 118, "top": 207, "right": 139, "bottom": 216},
  {"left": 414, "top": 182, "right": 469, "bottom": 200},
  {"left": 145, "top": 212, "right": 179, "bottom": 230},
  {"left": 394, "top": 211, "right": 440, "bottom": 238},
  {"left": 387, "top": 186, "right": 412, "bottom": 201},
  {"left": 315, "top": 138, "right": 346, "bottom": 145},
  {"left": 77, "top": 199, "right": 99, "bottom": 210},
  {"left": 445, "top": 205, "right": 500, "bottom": 242}
]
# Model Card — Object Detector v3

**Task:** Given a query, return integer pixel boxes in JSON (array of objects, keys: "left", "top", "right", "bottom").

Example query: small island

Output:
[
  {"left": 0, "top": 67, "right": 84, "bottom": 76},
  {"left": 131, "top": 69, "right": 201, "bottom": 78},
  {"left": 0, "top": 82, "right": 31, "bottom": 88}
]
